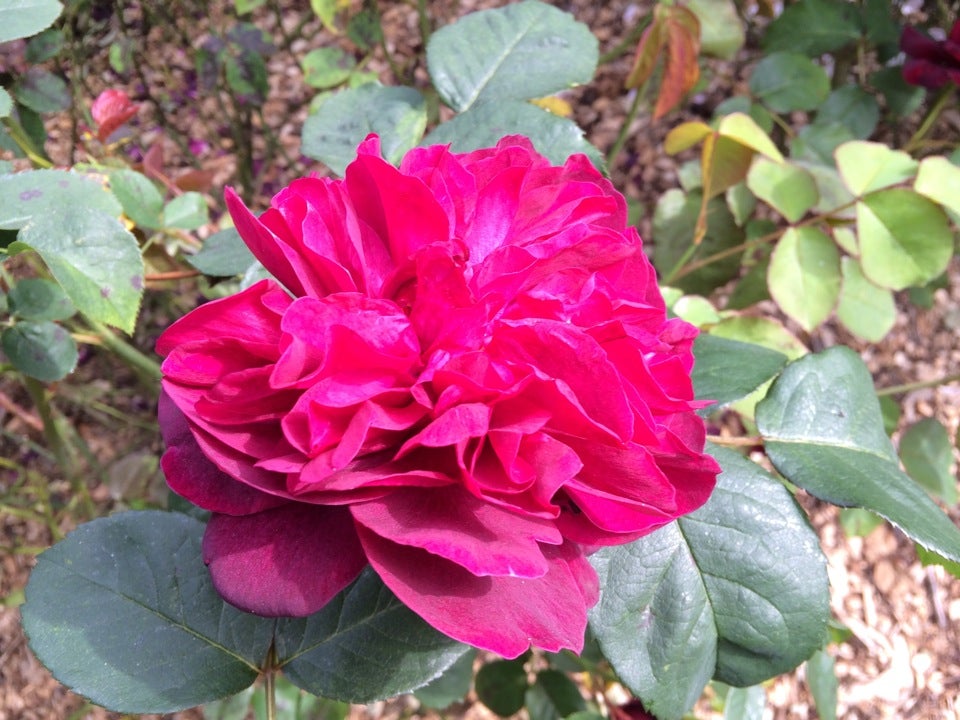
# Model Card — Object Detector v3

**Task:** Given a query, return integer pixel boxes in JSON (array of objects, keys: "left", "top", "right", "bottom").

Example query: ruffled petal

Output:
[
  {"left": 203, "top": 504, "right": 366, "bottom": 616},
  {"left": 358, "top": 527, "right": 595, "bottom": 657}
]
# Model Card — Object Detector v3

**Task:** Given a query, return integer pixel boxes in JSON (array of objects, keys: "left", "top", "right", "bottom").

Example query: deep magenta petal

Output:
[
  {"left": 351, "top": 485, "right": 560, "bottom": 578},
  {"left": 203, "top": 504, "right": 366, "bottom": 616},
  {"left": 357, "top": 527, "right": 594, "bottom": 657}
]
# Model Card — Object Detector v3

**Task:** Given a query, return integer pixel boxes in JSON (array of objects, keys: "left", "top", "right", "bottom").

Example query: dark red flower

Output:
[
  {"left": 157, "top": 135, "right": 720, "bottom": 657},
  {"left": 901, "top": 21, "right": 960, "bottom": 88},
  {"left": 91, "top": 89, "right": 140, "bottom": 142}
]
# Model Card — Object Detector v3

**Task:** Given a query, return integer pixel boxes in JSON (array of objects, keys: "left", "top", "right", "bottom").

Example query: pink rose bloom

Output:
[{"left": 157, "top": 135, "right": 720, "bottom": 658}]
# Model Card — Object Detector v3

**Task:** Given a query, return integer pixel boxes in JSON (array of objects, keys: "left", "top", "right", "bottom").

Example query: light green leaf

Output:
[
  {"left": 836, "top": 256, "right": 895, "bottom": 342},
  {"left": 835, "top": 141, "right": 918, "bottom": 196},
  {"left": 900, "top": 418, "right": 957, "bottom": 505},
  {"left": 0, "top": 87, "right": 12, "bottom": 118},
  {"left": 914, "top": 155, "right": 960, "bottom": 216},
  {"left": 685, "top": 0, "right": 744, "bottom": 59},
  {"left": 0, "top": 0, "right": 63, "bottom": 43},
  {"left": 806, "top": 650, "right": 838, "bottom": 720},
  {"left": 6, "top": 277, "right": 75, "bottom": 322},
  {"left": 1, "top": 320, "right": 77, "bottom": 381},
  {"left": 816, "top": 85, "right": 879, "bottom": 139},
  {"left": 163, "top": 191, "right": 209, "bottom": 230},
  {"left": 424, "top": 101, "right": 603, "bottom": 167},
  {"left": 426, "top": 0, "right": 597, "bottom": 112},
  {"left": 756, "top": 347, "right": 960, "bottom": 564},
  {"left": 691, "top": 333, "right": 788, "bottom": 411},
  {"left": 746, "top": 157, "right": 818, "bottom": 222},
  {"left": 717, "top": 112, "right": 783, "bottom": 162},
  {"left": 590, "top": 447, "right": 828, "bottom": 720},
  {"left": 110, "top": 169, "right": 164, "bottom": 230},
  {"left": 275, "top": 568, "right": 468, "bottom": 703},
  {"left": 790, "top": 122, "right": 855, "bottom": 166},
  {"left": 21, "top": 511, "right": 275, "bottom": 713},
  {"left": 833, "top": 226, "right": 858, "bottom": 255},
  {"left": 0, "top": 170, "right": 121, "bottom": 230},
  {"left": 301, "top": 47, "right": 356, "bottom": 89},
  {"left": 749, "top": 52, "right": 829, "bottom": 113},
  {"left": 856, "top": 189, "right": 952, "bottom": 290},
  {"left": 187, "top": 227, "right": 256, "bottom": 277},
  {"left": 723, "top": 685, "right": 765, "bottom": 720},
  {"left": 768, "top": 226, "right": 840, "bottom": 332},
  {"left": 301, "top": 84, "right": 426, "bottom": 175},
  {"left": 14, "top": 206, "right": 144, "bottom": 333},
  {"left": 414, "top": 649, "right": 476, "bottom": 710},
  {"left": 840, "top": 508, "right": 885, "bottom": 538}
]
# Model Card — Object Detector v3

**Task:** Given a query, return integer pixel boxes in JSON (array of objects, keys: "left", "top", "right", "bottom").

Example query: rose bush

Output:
[
  {"left": 157, "top": 135, "right": 720, "bottom": 658},
  {"left": 901, "top": 20, "right": 960, "bottom": 88}
]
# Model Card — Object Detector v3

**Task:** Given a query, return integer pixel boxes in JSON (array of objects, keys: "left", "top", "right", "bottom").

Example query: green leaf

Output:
[
  {"left": 900, "top": 418, "right": 957, "bottom": 505},
  {"left": 1, "top": 320, "right": 77, "bottom": 381},
  {"left": 0, "top": 88, "right": 11, "bottom": 118},
  {"left": 836, "top": 256, "right": 895, "bottom": 342},
  {"left": 806, "top": 650, "right": 838, "bottom": 720},
  {"left": 879, "top": 395, "right": 901, "bottom": 436},
  {"left": 14, "top": 206, "right": 144, "bottom": 333},
  {"left": 25, "top": 27, "right": 64, "bottom": 62},
  {"left": 768, "top": 227, "right": 840, "bottom": 332},
  {"left": 426, "top": 0, "right": 597, "bottom": 112},
  {"left": 475, "top": 656, "right": 529, "bottom": 716},
  {"left": 413, "top": 648, "right": 476, "bottom": 710},
  {"left": 684, "top": 0, "right": 744, "bottom": 59},
  {"left": 424, "top": 101, "right": 603, "bottom": 168},
  {"left": 914, "top": 155, "right": 960, "bottom": 216},
  {"left": 0, "top": 0, "right": 63, "bottom": 43},
  {"left": 301, "top": 47, "right": 356, "bottom": 89},
  {"left": 21, "top": 511, "right": 275, "bottom": 713},
  {"left": 652, "top": 189, "right": 745, "bottom": 295},
  {"left": 109, "top": 169, "right": 164, "bottom": 230},
  {"left": 762, "top": 0, "right": 861, "bottom": 56},
  {"left": 590, "top": 446, "right": 829, "bottom": 720},
  {"left": 0, "top": 170, "right": 121, "bottom": 230},
  {"left": 15, "top": 67, "right": 70, "bottom": 114},
  {"left": 187, "top": 227, "right": 256, "bottom": 277},
  {"left": 310, "top": 0, "right": 341, "bottom": 30},
  {"left": 274, "top": 568, "right": 468, "bottom": 703},
  {"left": 749, "top": 52, "right": 829, "bottom": 113},
  {"left": 723, "top": 685, "right": 765, "bottom": 720},
  {"left": 163, "top": 191, "right": 210, "bottom": 230},
  {"left": 869, "top": 67, "right": 924, "bottom": 119},
  {"left": 839, "top": 508, "right": 884, "bottom": 537},
  {"left": 234, "top": 0, "right": 266, "bottom": 13},
  {"left": 756, "top": 347, "right": 960, "bottom": 564},
  {"left": 816, "top": 86, "right": 879, "bottom": 139},
  {"left": 856, "top": 188, "right": 952, "bottom": 290},
  {"left": 691, "top": 333, "right": 788, "bottom": 411},
  {"left": 527, "top": 670, "right": 587, "bottom": 720},
  {"left": 7, "top": 277, "right": 75, "bottom": 321},
  {"left": 789, "top": 122, "right": 855, "bottom": 166},
  {"left": 301, "top": 84, "right": 427, "bottom": 175},
  {"left": 746, "top": 157, "right": 818, "bottom": 222},
  {"left": 916, "top": 546, "right": 960, "bottom": 579},
  {"left": 346, "top": 7, "right": 382, "bottom": 51},
  {"left": 836, "top": 141, "right": 918, "bottom": 196}
]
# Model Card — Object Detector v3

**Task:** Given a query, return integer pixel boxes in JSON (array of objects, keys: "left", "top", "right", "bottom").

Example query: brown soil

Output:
[{"left": 2, "top": 1, "right": 959, "bottom": 719}]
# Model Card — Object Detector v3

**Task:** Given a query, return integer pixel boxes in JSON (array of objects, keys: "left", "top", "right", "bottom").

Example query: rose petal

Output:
[
  {"left": 351, "top": 485, "right": 560, "bottom": 578},
  {"left": 203, "top": 504, "right": 366, "bottom": 616},
  {"left": 357, "top": 527, "right": 595, "bottom": 657}
]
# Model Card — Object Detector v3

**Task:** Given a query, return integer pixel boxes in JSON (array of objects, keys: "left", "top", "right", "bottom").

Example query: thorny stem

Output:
[
  {"left": 905, "top": 83, "right": 955, "bottom": 154},
  {"left": 606, "top": 79, "right": 648, "bottom": 170},
  {"left": 875, "top": 372, "right": 960, "bottom": 397},
  {"left": 23, "top": 377, "right": 71, "bottom": 475},
  {"left": 84, "top": 320, "right": 162, "bottom": 389}
]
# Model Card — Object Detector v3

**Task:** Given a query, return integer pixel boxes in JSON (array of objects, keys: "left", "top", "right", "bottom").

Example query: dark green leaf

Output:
[
  {"left": 692, "top": 333, "right": 788, "bottom": 411},
  {"left": 652, "top": 189, "right": 745, "bottom": 295},
  {"left": 413, "top": 648, "right": 476, "bottom": 710},
  {"left": 110, "top": 169, "right": 164, "bottom": 230},
  {"left": 863, "top": 0, "right": 900, "bottom": 60},
  {"left": 2, "top": 320, "right": 77, "bottom": 381},
  {"left": 187, "top": 227, "right": 256, "bottom": 277},
  {"left": 21, "top": 511, "right": 274, "bottom": 712},
  {"left": 722, "top": 685, "right": 765, "bottom": 720},
  {"left": 590, "top": 447, "right": 829, "bottom": 720},
  {"left": 789, "top": 122, "right": 855, "bottom": 165},
  {"left": 14, "top": 206, "right": 144, "bottom": 333},
  {"left": 15, "top": 67, "right": 70, "bottom": 114},
  {"left": 0, "top": 170, "right": 121, "bottom": 230},
  {"left": 225, "top": 50, "right": 268, "bottom": 105},
  {"left": 427, "top": 0, "right": 597, "bottom": 112},
  {"left": 0, "top": 0, "right": 63, "bottom": 43},
  {"left": 900, "top": 418, "right": 957, "bottom": 505},
  {"left": 25, "top": 28, "right": 64, "bottom": 62},
  {"left": 424, "top": 101, "right": 603, "bottom": 168},
  {"left": 301, "top": 47, "right": 356, "bottom": 89},
  {"left": 879, "top": 395, "right": 901, "bottom": 435},
  {"left": 302, "top": 84, "right": 426, "bottom": 175},
  {"left": 528, "top": 670, "right": 587, "bottom": 720},
  {"left": 762, "top": 0, "right": 861, "bottom": 56},
  {"left": 816, "top": 86, "right": 879, "bottom": 140},
  {"left": 7, "top": 277, "right": 75, "bottom": 321},
  {"left": 749, "top": 52, "right": 829, "bottom": 113},
  {"left": 714, "top": 97, "right": 773, "bottom": 134},
  {"left": 869, "top": 67, "right": 924, "bottom": 119},
  {"left": 756, "top": 347, "right": 960, "bottom": 563},
  {"left": 839, "top": 508, "right": 884, "bottom": 537},
  {"left": 475, "top": 656, "right": 529, "bottom": 716},
  {"left": 275, "top": 568, "right": 468, "bottom": 703},
  {"left": 806, "top": 650, "right": 838, "bottom": 720},
  {"left": 346, "top": 7, "right": 382, "bottom": 51}
]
